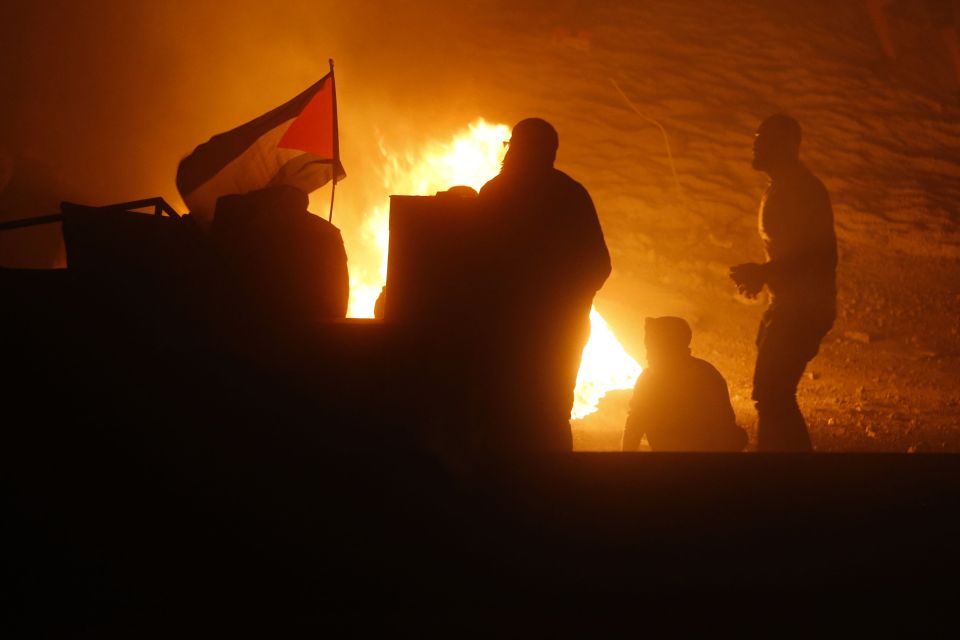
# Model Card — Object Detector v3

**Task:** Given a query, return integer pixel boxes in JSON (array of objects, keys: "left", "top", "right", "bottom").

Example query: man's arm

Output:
[
  {"left": 585, "top": 194, "right": 612, "bottom": 292},
  {"left": 710, "top": 369, "right": 747, "bottom": 452},
  {"left": 731, "top": 244, "right": 836, "bottom": 297},
  {"left": 729, "top": 262, "right": 766, "bottom": 298},
  {"left": 731, "top": 177, "right": 836, "bottom": 297},
  {"left": 566, "top": 181, "right": 611, "bottom": 293}
]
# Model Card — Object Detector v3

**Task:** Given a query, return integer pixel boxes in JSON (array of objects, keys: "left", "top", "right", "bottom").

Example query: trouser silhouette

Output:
[
  {"left": 752, "top": 304, "right": 834, "bottom": 452},
  {"left": 474, "top": 311, "right": 589, "bottom": 453}
]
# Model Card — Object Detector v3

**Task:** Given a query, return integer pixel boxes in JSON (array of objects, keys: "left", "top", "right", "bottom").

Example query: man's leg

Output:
[
  {"left": 755, "top": 385, "right": 812, "bottom": 452},
  {"left": 752, "top": 312, "right": 823, "bottom": 452},
  {"left": 558, "top": 315, "right": 593, "bottom": 451}
]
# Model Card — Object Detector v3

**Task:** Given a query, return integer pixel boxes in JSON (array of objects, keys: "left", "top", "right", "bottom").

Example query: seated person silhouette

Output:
[
  {"left": 212, "top": 185, "right": 349, "bottom": 327},
  {"left": 622, "top": 317, "right": 747, "bottom": 452}
]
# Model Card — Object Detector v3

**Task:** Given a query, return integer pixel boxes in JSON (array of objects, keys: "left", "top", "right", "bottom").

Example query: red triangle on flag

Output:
[{"left": 278, "top": 75, "right": 338, "bottom": 161}]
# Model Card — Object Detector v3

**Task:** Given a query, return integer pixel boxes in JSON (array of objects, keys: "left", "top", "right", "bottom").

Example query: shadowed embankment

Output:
[{"left": 3, "top": 264, "right": 959, "bottom": 621}]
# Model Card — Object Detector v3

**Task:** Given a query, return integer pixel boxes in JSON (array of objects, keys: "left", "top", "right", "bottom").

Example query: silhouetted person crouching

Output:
[
  {"left": 212, "top": 185, "right": 349, "bottom": 329},
  {"left": 730, "top": 115, "right": 837, "bottom": 452},
  {"left": 622, "top": 317, "right": 746, "bottom": 452},
  {"left": 474, "top": 118, "right": 610, "bottom": 452}
]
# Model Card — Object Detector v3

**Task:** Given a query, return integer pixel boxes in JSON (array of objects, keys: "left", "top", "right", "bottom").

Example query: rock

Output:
[{"left": 844, "top": 330, "right": 872, "bottom": 344}]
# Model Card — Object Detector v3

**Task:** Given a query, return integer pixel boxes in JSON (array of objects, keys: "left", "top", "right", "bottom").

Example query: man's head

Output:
[
  {"left": 502, "top": 118, "right": 558, "bottom": 173},
  {"left": 752, "top": 114, "right": 801, "bottom": 173},
  {"left": 644, "top": 316, "right": 693, "bottom": 366}
]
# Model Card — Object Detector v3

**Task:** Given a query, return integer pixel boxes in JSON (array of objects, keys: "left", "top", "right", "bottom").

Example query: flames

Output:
[
  {"left": 327, "top": 118, "right": 641, "bottom": 420},
  {"left": 573, "top": 308, "right": 643, "bottom": 419},
  {"left": 343, "top": 119, "right": 512, "bottom": 318}
]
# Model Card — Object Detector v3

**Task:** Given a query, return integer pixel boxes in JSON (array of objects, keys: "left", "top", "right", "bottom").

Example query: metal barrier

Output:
[{"left": 0, "top": 196, "right": 180, "bottom": 232}]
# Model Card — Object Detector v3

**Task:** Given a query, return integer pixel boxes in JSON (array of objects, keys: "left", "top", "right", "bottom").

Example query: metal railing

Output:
[{"left": 0, "top": 197, "right": 180, "bottom": 232}]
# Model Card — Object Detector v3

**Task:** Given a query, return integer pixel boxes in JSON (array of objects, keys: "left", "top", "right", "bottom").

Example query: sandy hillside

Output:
[{"left": 434, "top": 0, "right": 960, "bottom": 451}]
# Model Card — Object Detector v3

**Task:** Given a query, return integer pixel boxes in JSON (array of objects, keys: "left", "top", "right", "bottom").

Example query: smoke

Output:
[
  {"left": 0, "top": 0, "right": 878, "bottom": 345},
  {"left": 0, "top": 0, "right": 518, "bottom": 265},
  {"left": 9, "top": 3, "right": 515, "bottom": 187}
]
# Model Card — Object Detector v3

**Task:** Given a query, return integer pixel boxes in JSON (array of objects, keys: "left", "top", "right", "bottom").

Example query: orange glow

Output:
[
  {"left": 345, "top": 119, "right": 512, "bottom": 318},
  {"left": 573, "top": 309, "right": 643, "bottom": 419},
  {"left": 329, "top": 118, "right": 641, "bottom": 418}
]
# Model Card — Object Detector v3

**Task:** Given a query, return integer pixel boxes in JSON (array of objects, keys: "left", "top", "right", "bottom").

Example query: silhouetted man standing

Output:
[
  {"left": 476, "top": 118, "right": 610, "bottom": 452},
  {"left": 730, "top": 114, "right": 837, "bottom": 452}
]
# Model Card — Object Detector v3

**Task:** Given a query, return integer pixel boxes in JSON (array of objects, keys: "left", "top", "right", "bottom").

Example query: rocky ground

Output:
[{"left": 575, "top": 241, "right": 960, "bottom": 452}]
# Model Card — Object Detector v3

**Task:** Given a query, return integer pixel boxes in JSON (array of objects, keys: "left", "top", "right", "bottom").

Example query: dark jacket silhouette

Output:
[
  {"left": 623, "top": 317, "right": 746, "bottom": 452},
  {"left": 212, "top": 185, "right": 349, "bottom": 327},
  {"left": 473, "top": 118, "right": 610, "bottom": 452}
]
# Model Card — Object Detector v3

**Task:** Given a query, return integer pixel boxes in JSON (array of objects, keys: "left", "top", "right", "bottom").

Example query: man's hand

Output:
[{"left": 729, "top": 262, "right": 767, "bottom": 299}]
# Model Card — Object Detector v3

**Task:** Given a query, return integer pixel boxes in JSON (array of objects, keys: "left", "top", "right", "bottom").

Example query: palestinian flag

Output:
[{"left": 176, "top": 70, "right": 345, "bottom": 222}]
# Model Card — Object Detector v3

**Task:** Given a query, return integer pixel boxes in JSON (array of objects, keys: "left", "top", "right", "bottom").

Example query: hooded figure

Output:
[
  {"left": 212, "top": 185, "right": 349, "bottom": 327},
  {"left": 622, "top": 317, "right": 747, "bottom": 452}
]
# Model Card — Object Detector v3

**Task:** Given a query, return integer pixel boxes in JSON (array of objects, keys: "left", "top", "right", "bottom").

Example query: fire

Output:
[
  {"left": 343, "top": 119, "right": 512, "bottom": 318},
  {"left": 335, "top": 118, "right": 641, "bottom": 419},
  {"left": 572, "top": 309, "right": 642, "bottom": 419}
]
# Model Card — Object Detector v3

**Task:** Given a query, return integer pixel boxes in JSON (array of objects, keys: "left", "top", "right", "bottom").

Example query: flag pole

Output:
[
  {"left": 328, "top": 58, "right": 337, "bottom": 223},
  {"left": 328, "top": 170, "right": 336, "bottom": 223}
]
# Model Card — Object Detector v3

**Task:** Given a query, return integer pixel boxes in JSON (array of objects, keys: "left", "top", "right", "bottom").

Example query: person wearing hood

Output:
[{"left": 622, "top": 316, "right": 746, "bottom": 452}]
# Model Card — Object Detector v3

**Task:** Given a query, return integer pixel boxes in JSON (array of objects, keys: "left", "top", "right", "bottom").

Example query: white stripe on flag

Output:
[{"left": 183, "top": 118, "right": 303, "bottom": 222}]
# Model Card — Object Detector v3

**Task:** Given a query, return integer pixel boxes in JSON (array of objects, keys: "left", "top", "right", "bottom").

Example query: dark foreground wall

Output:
[
  {"left": 6, "top": 450, "right": 960, "bottom": 622},
  {"left": 3, "top": 268, "right": 959, "bottom": 626}
]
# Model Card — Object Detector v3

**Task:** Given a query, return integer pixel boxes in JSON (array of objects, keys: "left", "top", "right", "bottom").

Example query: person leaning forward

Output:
[{"left": 730, "top": 114, "right": 837, "bottom": 452}]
